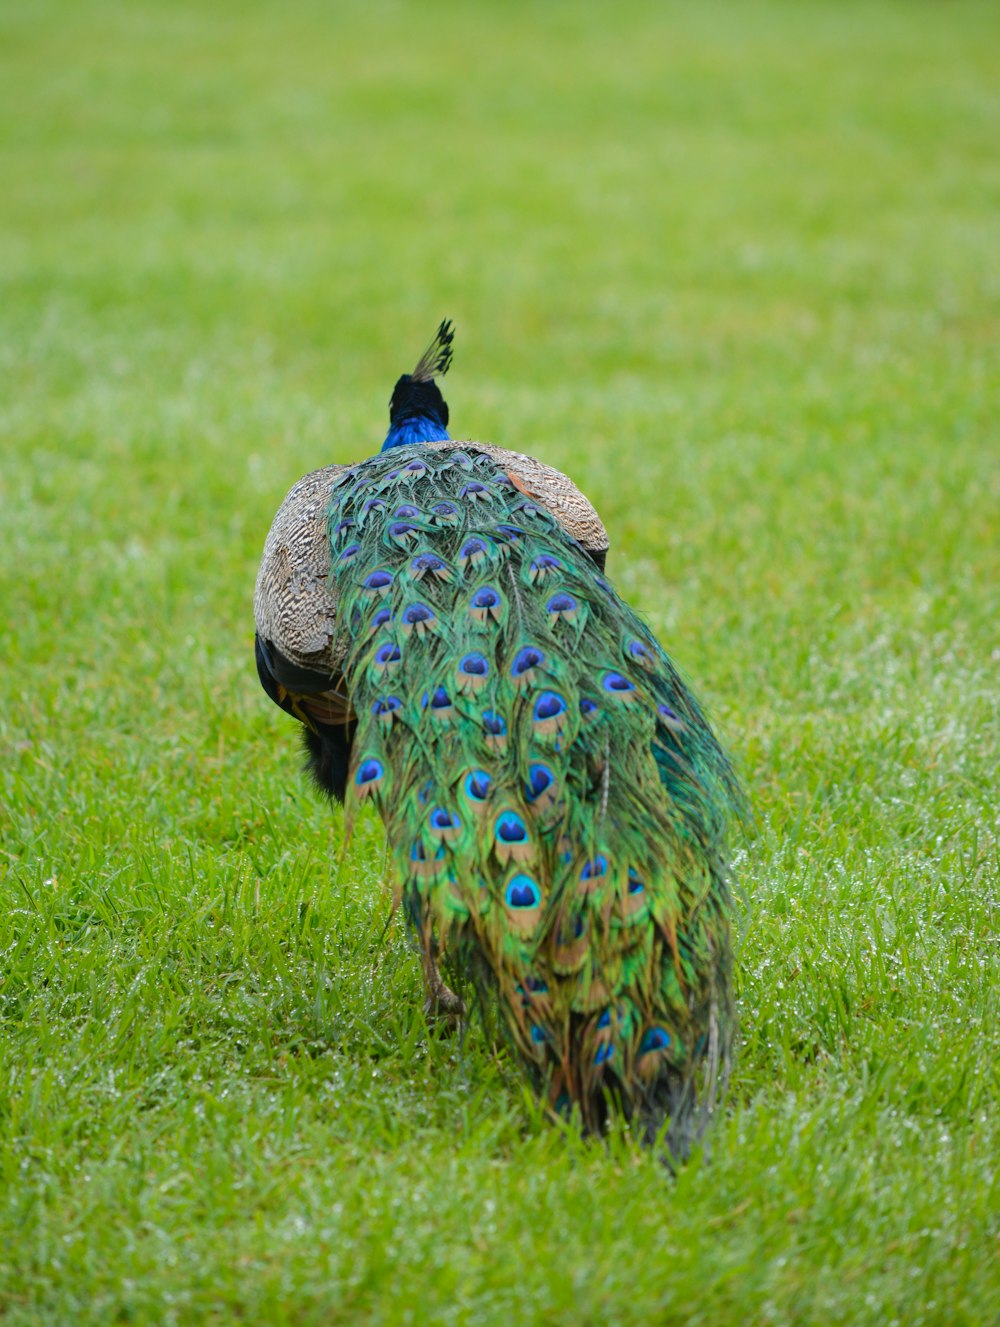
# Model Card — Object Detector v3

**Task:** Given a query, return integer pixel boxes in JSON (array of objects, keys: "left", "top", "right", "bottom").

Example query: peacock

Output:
[{"left": 254, "top": 321, "right": 742, "bottom": 1156}]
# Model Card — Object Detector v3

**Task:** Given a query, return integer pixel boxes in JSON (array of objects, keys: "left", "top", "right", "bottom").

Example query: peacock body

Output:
[{"left": 254, "top": 323, "right": 741, "bottom": 1153}]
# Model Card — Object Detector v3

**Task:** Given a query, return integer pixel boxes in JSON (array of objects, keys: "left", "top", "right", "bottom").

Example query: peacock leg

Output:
[{"left": 421, "top": 947, "right": 467, "bottom": 1027}]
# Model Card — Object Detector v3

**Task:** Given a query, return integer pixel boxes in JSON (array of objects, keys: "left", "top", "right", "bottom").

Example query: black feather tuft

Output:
[
  {"left": 255, "top": 632, "right": 356, "bottom": 802},
  {"left": 410, "top": 319, "right": 455, "bottom": 383},
  {"left": 302, "top": 724, "right": 355, "bottom": 803}
]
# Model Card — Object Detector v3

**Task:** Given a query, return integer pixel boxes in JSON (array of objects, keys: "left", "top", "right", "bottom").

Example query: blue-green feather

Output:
[{"left": 325, "top": 443, "right": 741, "bottom": 1149}]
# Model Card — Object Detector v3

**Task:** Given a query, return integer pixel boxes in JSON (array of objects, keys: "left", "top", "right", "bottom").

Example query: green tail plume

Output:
[{"left": 328, "top": 444, "right": 741, "bottom": 1151}]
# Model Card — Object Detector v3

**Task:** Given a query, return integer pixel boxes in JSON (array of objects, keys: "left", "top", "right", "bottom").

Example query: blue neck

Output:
[{"left": 381, "top": 414, "right": 450, "bottom": 452}]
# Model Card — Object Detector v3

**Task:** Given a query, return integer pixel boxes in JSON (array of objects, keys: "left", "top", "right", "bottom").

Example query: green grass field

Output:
[{"left": 2, "top": 1, "right": 998, "bottom": 1322}]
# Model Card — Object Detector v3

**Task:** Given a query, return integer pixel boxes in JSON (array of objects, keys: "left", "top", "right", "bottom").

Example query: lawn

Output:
[{"left": 1, "top": 1, "right": 997, "bottom": 1322}]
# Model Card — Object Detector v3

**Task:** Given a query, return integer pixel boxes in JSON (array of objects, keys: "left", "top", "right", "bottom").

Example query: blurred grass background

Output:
[{"left": 1, "top": 1, "right": 997, "bottom": 1323}]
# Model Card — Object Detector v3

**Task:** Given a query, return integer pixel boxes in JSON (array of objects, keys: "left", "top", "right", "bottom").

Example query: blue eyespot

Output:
[
  {"left": 459, "top": 652, "right": 489, "bottom": 676},
  {"left": 511, "top": 646, "right": 545, "bottom": 677},
  {"left": 411, "top": 553, "right": 446, "bottom": 574},
  {"left": 640, "top": 1027, "right": 671, "bottom": 1054},
  {"left": 526, "top": 764, "right": 554, "bottom": 801},
  {"left": 505, "top": 875, "right": 541, "bottom": 909},
  {"left": 581, "top": 855, "right": 608, "bottom": 880},
  {"left": 531, "top": 554, "right": 561, "bottom": 573},
  {"left": 533, "top": 692, "right": 566, "bottom": 721},
  {"left": 464, "top": 770, "right": 491, "bottom": 801},
  {"left": 495, "top": 812, "right": 528, "bottom": 844},
  {"left": 602, "top": 672, "right": 635, "bottom": 693}
]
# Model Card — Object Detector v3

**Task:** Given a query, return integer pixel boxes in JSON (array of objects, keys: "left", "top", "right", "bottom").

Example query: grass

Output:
[{"left": 1, "top": 0, "right": 998, "bottom": 1321}]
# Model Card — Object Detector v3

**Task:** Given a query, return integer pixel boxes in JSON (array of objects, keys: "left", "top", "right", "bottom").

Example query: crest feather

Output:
[{"left": 411, "top": 319, "right": 455, "bottom": 383}]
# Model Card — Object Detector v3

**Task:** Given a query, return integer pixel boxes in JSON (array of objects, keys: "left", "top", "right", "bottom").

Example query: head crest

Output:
[{"left": 410, "top": 319, "right": 455, "bottom": 383}]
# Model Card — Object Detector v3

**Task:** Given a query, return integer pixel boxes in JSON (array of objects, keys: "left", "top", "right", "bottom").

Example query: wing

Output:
[{"left": 254, "top": 464, "right": 356, "bottom": 797}]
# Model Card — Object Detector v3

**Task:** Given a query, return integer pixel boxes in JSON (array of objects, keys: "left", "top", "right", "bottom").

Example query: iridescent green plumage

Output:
[{"left": 324, "top": 443, "right": 741, "bottom": 1151}]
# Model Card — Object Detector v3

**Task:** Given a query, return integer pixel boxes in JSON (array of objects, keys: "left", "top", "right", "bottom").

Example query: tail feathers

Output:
[{"left": 326, "top": 444, "right": 739, "bottom": 1148}]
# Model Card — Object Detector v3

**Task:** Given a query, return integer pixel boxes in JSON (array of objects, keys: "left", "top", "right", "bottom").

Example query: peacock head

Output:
[
  {"left": 386, "top": 319, "right": 454, "bottom": 436},
  {"left": 388, "top": 373, "right": 450, "bottom": 430}
]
